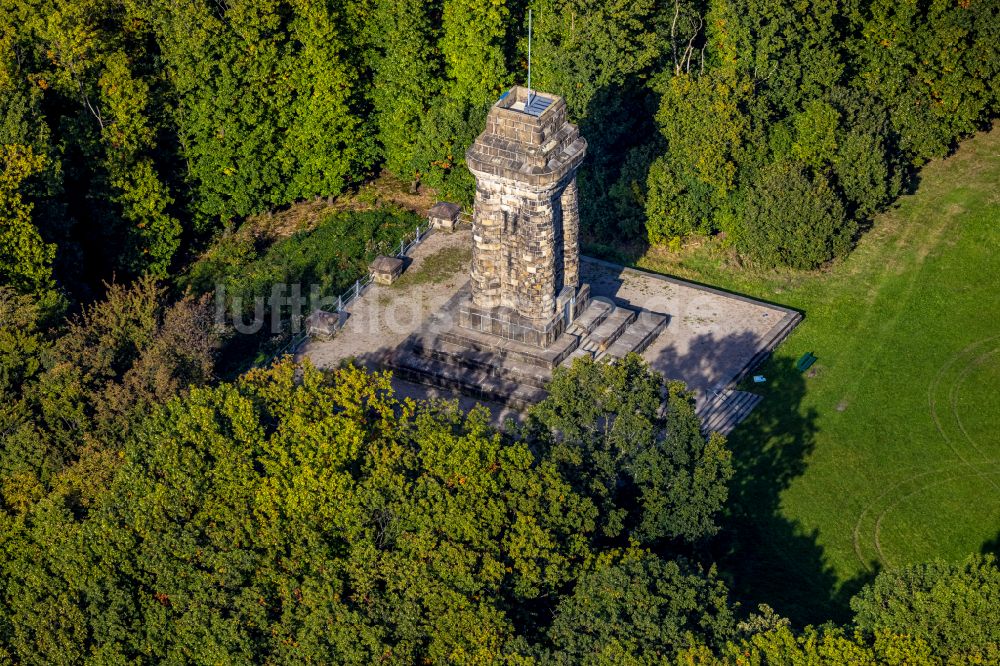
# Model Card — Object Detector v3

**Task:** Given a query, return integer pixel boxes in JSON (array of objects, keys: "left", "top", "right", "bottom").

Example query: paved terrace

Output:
[{"left": 300, "top": 228, "right": 798, "bottom": 420}]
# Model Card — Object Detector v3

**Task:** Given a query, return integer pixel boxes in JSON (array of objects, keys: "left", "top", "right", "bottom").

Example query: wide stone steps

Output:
[
  {"left": 580, "top": 307, "right": 636, "bottom": 354},
  {"left": 436, "top": 326, "right": 578, "bottom": 369},
  {"left": 684, "top": 310, "right": 798, "bottom": 435},
  {"left": 603, "top": 311, "right": 669, "bottom": 359},
  {"left": 409, "top": 338, "right": 551, "bottom": 389},
  {"left": 698, "top": 390, "right": 763, "bottom": 436},
  {"left": 566, "top": 299, "right": 613, "bottom": 338},
  {"left": 388, "top": 349, "right": 547, "bottom": 409},
  {"left": 563, "top": 346, "right": 594, "bottom": 364}
]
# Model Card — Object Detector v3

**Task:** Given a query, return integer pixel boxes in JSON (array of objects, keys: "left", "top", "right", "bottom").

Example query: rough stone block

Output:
[
  {"left": 370, "top": 255, "right": 404, "bottom": 285},
  {"left": 305, "top": 309, "right": 344, "bottom": 340},
  {"left": 428, "top": 201, "right": 461, "bottom": 231}
]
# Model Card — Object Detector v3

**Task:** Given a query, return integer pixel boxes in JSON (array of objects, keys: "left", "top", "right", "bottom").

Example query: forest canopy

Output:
[{"left": 1, "top": 0, "right": 997, "bottom": 303}]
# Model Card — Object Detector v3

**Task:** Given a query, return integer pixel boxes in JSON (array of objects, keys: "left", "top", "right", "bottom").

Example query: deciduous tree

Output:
[{"left": 526, "top": 354, "right": 733, "bottom": 544}]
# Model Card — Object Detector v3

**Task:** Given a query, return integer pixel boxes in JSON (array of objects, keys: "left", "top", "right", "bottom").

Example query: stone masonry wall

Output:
[
  {"left": 466, "top": 86, "right": 587, "bottom": 325},
  {"left": 469, "top": 175, "right": 581, "bottom": 319},
  {"left": 560, "top": 178, "right": 580, "bottom": 290}
]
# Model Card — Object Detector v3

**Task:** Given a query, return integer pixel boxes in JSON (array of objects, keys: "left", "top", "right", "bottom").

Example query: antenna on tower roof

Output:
[{"left": 527, "top": 9, "right": 533, "bottom": 105}]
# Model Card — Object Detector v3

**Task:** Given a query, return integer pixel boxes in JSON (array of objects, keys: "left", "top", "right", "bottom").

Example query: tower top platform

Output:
[{"left": 465, "top": 86, "right": 587, "bottom": 188}]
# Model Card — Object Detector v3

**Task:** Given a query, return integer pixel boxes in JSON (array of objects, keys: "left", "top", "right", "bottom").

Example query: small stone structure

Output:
[
  {"left": 370, "top": 255, "right": 404, "bottom": 285},
  {"left": 305, "top": 309, "right": 343, "bottom": 340},
  {"left": 460, "top": 86, "right": 588, "bottom": 347},
  {"left": 428, "top": 202, "right": 462, "bottom": 231}
]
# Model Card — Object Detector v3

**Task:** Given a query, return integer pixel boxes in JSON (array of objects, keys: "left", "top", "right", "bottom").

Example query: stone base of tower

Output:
[
  {"left": 300, "top": 228, "right": 801, "bottom": 422},
  {"left": 384, "top": 281, "right": 669, "bottom": 410},
  {"left": 457, "top": 284, "right": 591, "bottom": 348}
]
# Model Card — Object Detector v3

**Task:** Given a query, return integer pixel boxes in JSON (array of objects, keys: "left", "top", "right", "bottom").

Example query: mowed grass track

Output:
[{"left": 637, "top": 125, "right": 1000, "bottom": 624}]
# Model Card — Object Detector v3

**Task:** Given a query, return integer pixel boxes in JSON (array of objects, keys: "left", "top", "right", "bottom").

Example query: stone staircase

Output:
[
  {"left": 565, "top": 298, "right": 613, "bottom": 337},
  {"left": 387, "top": 293, "right": 669, "bottom": 409},
  {"left": 692, "top": 309, "right": 802, "bottom": 436},
  {"left": 579, "top": 307, "right": 636, "bottom": 356},
  {"left": 697, "top": 389, "right": 764, "bottom": 436},
  {"left": 605, "top": 312, "right": 670, "bottom": 359}
]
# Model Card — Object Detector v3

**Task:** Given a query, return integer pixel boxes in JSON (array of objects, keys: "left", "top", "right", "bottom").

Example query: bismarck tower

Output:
[
  {"left": 459, "top": 85, "right": 589, "bottom": 347},
  {"left": 385, "top": 85, "right": 671, "bottom": 408}
]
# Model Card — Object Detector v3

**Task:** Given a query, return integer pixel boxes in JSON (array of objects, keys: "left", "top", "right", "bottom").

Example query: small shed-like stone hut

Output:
[
  {"left": 428, "top": 202, "right": 462, "bottom": 231},
  {"left": 305, "top": 309, "right": 344, "bottom": 340},
  {"left": 370, "top": 255, "right": 404, "bottom": 285}
]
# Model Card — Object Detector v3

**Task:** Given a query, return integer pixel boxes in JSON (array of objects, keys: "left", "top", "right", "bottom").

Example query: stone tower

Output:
[{"left": 460, "top": 86, "right": 588, "bottom": 347}]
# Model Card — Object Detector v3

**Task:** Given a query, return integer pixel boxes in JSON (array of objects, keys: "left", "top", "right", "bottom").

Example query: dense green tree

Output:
[
  {"left": 410, "top": 98, "right": 482, "bottom": 201},
  {"left": 281, "top": 0, "right": 374, "bottom": 201},
  {"left": 368, "top": 0, "right": 442, "bottom": 180},
  {"left": 142, "top": 0, "right": 290, "bottom": 225},
  {"left": 733, "top": 160, "right": 853, "bottom": 269},
  {"left": 0, "top": 86, "right": 67, "bottom": 267},
  {"left": 637, "top": 0, "right": 999, "bottom": 267},
  {"left": 645, "top": 71, "right": 750, "bottom": 244},
  {"left": 0, "top": 145, "right": 56, "bottom": 295},
  {"left": 526, "top": 0, "right": 675, "bottom": 240},
  {"left": 0, "top": 498, "right": 91, "bottom": 664},
  {"left": 528, "top": 0, "right": 661, "bottom": 119},
  {"left": 701, "top": 624, "right": 938, "bottom": 665},
  {"left": 527, "top": 354, "right": 732, "bottom": 544},
  {"left": 0, "top": 0, "right": 185, "bottom": 284},
  {"left": 441, "top": 0, "right": 510, "bottom": 109},
  {"left": 546, "top": 548, "right": 733, "bottom": 664},
  {"left": 131, "top": 0, "right": 372, "bottom": 228},
  {"left": 395, "top": 0, "right": 513, "bottom": 200},
  {"left": 98, "top": 52, "right": 181, "bottom": 275},
  {"left": 702, "top": 0, "right": 844, "bottom": 116},
  {"left": 0, "top": 289, "right": 48, "bottom": 396},
  {"left": 790, "top": 100, "right": 840, "bottom": 170},
  {"left": 0, "top": 352, "right": 751, "bottom": 663},
  {"left": 79, "top": 362, "right": 598, "bottom": 661},
  {"left": 851, "top": 0, "right": 1000, "bottom": 164},
  {"left": 0, "top": 290, "right": 51, "bottom": 508},
  {"left": 3, "top": 0, "right": 997, "bottom": 283},
  {"left": 0, "top": 277, "right": 221, "bottom": 502},
  {"left": 828, "top": 87, "right": 900, "bottom": 220},
  {"left": 850, "top": 554, "right": 1000, "bottom": 659}
]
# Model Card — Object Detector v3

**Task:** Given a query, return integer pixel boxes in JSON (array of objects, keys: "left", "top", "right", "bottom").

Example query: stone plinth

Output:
[
  {"left": 428, "top": 202, "right": 462, "bottom": 231},
  {"left": 458, "top": 284, "right": 590, "bottom": 347},
  {"left": 463, "top": 86, "right": 587, "bottom": 345},
  {"left": 371, "top": 255, "right": 404, "bottom": 285},
  {"left": 299, "top": 228, "right": 801, "bottom": 420},
  {"left": 305, "top": 310, "right": 344, "bottom": 340}
]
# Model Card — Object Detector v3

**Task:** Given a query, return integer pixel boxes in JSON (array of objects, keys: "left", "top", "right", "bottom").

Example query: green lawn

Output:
[{"left": 636, "top": 125, "right": 1000, "bottom": 624}]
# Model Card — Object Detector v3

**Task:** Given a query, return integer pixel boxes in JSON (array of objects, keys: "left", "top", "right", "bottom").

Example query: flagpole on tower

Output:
[{"left": 527, "top": 9, "right": 533, "bottom": 104}]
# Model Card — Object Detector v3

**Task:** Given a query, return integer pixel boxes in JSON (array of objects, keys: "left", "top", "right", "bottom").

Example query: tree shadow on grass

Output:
[
  {"left": 704, "top": 352, "right": 872, "bottom": 625},
  {"left": 647, "top": 329, "right": 874, "bottom": 625},
  {"left": 645, "top": 336, "right": 818, "bottom": 621},
  {"left": 981, "top": 532, "right": 1000, "bottom": 558}
]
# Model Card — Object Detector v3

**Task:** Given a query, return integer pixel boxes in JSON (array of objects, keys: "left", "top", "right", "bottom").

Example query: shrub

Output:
[
  {"left": 183, "top": 208, "right": 421, "bottom": 310},
  {"left": 733, "top": 161, "right": 854, "bottom": 269}
]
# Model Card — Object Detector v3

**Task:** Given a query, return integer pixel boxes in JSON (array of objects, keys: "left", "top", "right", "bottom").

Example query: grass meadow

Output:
[{"left": 637, "top": 125, "right": 1000, "bottom": 624}]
